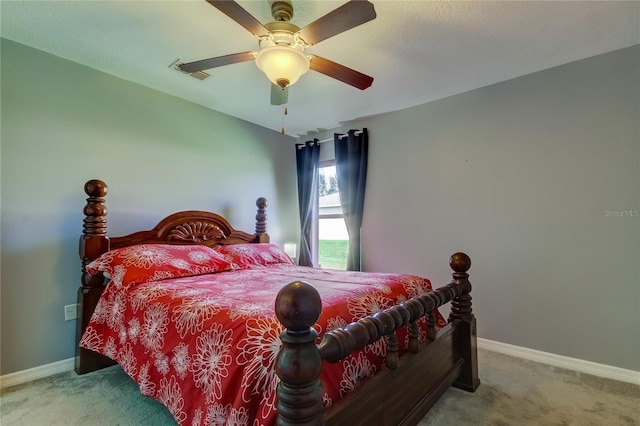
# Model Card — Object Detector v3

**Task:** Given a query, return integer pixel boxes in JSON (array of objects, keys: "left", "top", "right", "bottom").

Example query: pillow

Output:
[
  {"left": 216, "top": 243, "right": 294, "bottom": 269},
  {"left": 86, "top": 244, "right": 233, "bottom": 288}
]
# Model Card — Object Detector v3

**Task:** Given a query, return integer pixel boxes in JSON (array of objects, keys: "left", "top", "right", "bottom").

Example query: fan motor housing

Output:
[{"left": 263, "top": 22, "right": 303, "bottom": 48}]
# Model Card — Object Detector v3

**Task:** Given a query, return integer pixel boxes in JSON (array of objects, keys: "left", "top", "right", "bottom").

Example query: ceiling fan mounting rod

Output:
[{"left": 271, "top": 1, "right": 293, "bottom": 22}]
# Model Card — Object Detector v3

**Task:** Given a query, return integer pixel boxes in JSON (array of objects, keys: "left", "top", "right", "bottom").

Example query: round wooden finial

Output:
[
  {"left": 84, "top": 179, "right": 108, "bottom": 197},
  {"left": 450, "top": 252, "right": 471, "bottom": 273},
  {"left": 275, "top": 281, "right": 322, "bottom": 332},
  {"left": 256, "top": 197, "right": 268, "bottom": 209}
]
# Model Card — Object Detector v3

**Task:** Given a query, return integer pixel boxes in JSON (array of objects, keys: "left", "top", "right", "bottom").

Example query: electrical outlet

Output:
[{"left": 64, "top": 304, "right": 79, "bottom": 321}]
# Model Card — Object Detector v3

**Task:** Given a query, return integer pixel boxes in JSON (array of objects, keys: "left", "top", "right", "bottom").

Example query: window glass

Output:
[{"left": 318, "top": 164, "right": 348, "bottom": 269}]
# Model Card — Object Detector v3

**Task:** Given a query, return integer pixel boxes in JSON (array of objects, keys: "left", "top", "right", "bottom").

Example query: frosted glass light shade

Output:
[{"left": 255, "top": 46, "right": 310, "bottom": 88}]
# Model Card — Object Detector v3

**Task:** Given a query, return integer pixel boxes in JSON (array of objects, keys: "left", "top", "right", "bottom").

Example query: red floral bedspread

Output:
[{"left": 80, "top": 263, "right": 444, "bottom": 425}]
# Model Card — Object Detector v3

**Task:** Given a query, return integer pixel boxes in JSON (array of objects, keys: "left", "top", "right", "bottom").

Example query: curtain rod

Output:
[
  {"left": 315, "top": 130, "right": 363, "bottom": 144},
  {"left": 297, "top": 131, "right": 363, "bottom": 148}
]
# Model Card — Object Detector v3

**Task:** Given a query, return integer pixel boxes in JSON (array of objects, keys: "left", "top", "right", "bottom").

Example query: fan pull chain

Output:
[{"left": 281, "top": 104, "right": 288, "bottom": 134}]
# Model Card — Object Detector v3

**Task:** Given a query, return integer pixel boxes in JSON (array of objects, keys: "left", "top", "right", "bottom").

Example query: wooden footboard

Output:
[{"left": 275, "top": 253, "right": 479, "bottom": 425}]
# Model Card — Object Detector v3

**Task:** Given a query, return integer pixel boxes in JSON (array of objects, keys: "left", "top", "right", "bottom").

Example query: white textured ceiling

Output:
[{"left": 2, "top": 1, "right": 638, "bottom": 137}]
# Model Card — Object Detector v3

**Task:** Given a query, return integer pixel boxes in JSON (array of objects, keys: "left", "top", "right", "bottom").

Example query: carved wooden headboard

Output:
[
  {"left": 80, "top": 179, "right": 269, "bottom": 267},
  {"left": 109, "top": 208, "right": 269, "bottom": 249}
]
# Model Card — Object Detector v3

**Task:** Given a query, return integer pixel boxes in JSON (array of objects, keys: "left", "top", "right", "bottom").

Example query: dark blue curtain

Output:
[
  {"left": 334, "top": 128, "right": 368, "bottom": 271},
  {"left": 295, "top": 140, "right": 320, "bottom": 267}
]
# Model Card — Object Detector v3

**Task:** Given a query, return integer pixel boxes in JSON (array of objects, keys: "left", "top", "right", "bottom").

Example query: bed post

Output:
[
  {"left": 75, "top": 179, "right": 114, "bottom": 374},
  {"left": 255, "top": 197, "right": 270, "bottom": 243},
  {"left": 275, "top": 281, "right": 324, "bottom": 425},
  {"left": 448, "top": 252, "right": 480, "bottom": 392}
]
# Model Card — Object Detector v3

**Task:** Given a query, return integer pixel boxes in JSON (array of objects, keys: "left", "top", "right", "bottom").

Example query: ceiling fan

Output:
[{"left": 176, "top": 0, "right": 376, "bottom": 105}]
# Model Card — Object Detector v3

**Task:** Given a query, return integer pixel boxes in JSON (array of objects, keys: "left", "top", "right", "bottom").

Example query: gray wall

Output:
[
  {"left": 2, "top": 38, "right": 638, "bottom": 375},
  {"left": 305, "top": 46, "right": 639, "bottom": 371},
  {"left": 0, "top": 39, "right": 299, "bottom": 375}
]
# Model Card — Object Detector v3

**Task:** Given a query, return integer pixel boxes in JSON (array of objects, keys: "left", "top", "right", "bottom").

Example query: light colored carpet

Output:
[
  {"left": 420, "top": 350, "right": 639, "bottom": 426},
  {"left": 1, "top": 349, "right": 638, "bottom": 425}
]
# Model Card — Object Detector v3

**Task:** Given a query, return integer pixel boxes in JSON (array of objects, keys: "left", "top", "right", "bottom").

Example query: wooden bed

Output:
[{"left": 76, "top": 179, "right": 479, "bottom": 425}]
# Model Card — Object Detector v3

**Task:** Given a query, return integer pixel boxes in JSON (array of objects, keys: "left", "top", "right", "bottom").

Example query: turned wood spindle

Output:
[
  {"left": 275, "top": 281, "right": 324, "bottom": 425},
  {"left": 80, "top": 179, "right": 110, "bottom": 287},
  {"left": 448, "top": 252, "right": 473, "bottom": 323},
  {"left": 255, "top": 197, "right": 268, "bottom": 238},
  {"left": 76, "top": 179, "right": 113, "bottom": 375}
]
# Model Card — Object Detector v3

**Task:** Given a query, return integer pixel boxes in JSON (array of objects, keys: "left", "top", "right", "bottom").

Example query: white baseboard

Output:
[
  {"left": 478, "top": 338, "right": 640, "bottom": 385},
  {"left": 2, "top": 341, "right": 639, "bottom": 390},
  {"left": 0, "top": 357, "right": 75, "bottom": 391}
]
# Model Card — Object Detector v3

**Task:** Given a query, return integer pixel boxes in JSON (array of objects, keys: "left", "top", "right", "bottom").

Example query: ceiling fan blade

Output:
[
  {"left": 205, "top": 0, "right": 270, "bottom": 38},
  {"left": 297, "top": 0, "right": 376, "bottom": 46},
  {"left": 309, "top": 55, "right": 373, "bottom": 90},
  {"left": 271, "top": 83, "right": 289, "bottom": 105},
  {"left": 178, "top": 52, "right": 255, "bottom": 73}
]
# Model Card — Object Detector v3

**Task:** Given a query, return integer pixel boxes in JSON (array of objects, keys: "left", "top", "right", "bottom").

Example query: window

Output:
[{"left": 317, "top": 162, "right": 348, "bottom": 269}]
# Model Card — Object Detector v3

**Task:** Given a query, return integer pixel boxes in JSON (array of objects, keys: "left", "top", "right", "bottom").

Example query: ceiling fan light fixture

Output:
[{"left": 255, "top": 45, "right": 310, "bottom": 88}]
